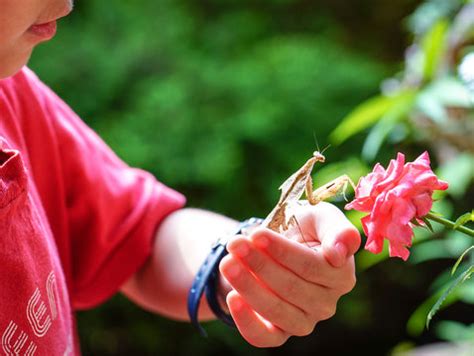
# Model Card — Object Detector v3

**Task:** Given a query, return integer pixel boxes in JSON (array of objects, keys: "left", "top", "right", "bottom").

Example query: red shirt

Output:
[{"left": 0, "top": 68, "right": 185, "bottom": 355}]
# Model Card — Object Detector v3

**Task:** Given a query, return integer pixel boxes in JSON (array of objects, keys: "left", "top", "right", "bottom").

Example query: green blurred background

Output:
[{"left": 29, "top": 0, "right": 473, "bottom": 355}]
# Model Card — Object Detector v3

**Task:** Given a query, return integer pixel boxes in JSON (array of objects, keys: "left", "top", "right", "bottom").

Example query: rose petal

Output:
[
  {"left": 412, "top": 192, "right": 433, "bottom": 217},
  {"left": 388, "top": 243, "right": 410, "bottom": 261},
  {"left": 346, "top": 151, "right": 448, "bottom": 260}
]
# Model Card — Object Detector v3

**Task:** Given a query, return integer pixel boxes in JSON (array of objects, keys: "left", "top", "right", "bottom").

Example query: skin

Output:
[
  {"left": 1, "top": 0, "right": 362, "bottom": 348},
  {"left": 122, "top": 205, "right": 360, "bottom": 347},
  {"left": 0, "top": 0, "right": 73, "bottom": 78}
]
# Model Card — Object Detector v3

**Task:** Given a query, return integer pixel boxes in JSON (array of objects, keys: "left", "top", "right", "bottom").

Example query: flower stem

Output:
[{"left": 426, "top": 212, "right": 474, "bottom": 237}]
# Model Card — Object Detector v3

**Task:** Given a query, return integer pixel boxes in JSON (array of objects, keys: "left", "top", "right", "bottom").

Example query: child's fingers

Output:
[
  {"left": 226, "top": 291, "right": 289, "bottom": 348},
  {"left": 227, "top": 235, "right": 342, "bottom": 313},
  {"left": 220, "top": 254, "right": 312, "bottom": 336},
  {"left": 283, "top": 202, "right": 361, "bottom": 267},
  {"left": 248, "top": 228, "right": 356, "bottom": 291},
  {"left": 309, "top": 202, "right": 361, "bottom": 267},
  {"left": 320, "top": 226, "right": 360, "bottom": 268}
]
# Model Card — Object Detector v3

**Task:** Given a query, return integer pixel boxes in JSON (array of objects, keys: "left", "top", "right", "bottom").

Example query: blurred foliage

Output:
[
  {"left": 32, "top": 1, "right": 393, "bottom": 220},
  {"left": 331, "top": 0, "right": 474, "bottom": 352},
  {"left": 28, "top": 0, "right": 474, "bottom": 355}
]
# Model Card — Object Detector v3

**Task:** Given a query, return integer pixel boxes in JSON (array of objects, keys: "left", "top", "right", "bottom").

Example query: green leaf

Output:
[
  {"left": 407, "top": 288, "right": 459, "bottom": 337},
  {"left": 415, "top": 77, "right": 474, "bottom": 123},
  {"left": 410, "top": 230, "right": 472, "bottom": 265},
  {"left": 452, "top": 246, "right": 474, "bottom": 275},
  {"left": 411, "top": 218, "right": 423, "bottom": 227},
  {"left": 361, "top": 118, "right": 397, "bottom": 162},
  {"left": 421, "top": 216, "right": 435, "bottom": 233},
  {"left": 458, "top": 281, "right": 474, "bottom": 303},
  {"left": 428, "top": 210, "right": 444, "bottom": 217},
  {"left": 429, "top": 261, "right": 471, "bottom": 293},
  {"left": 330, "top": 95, "right": 392, "bottom": 145},
  {"left": 421, "top": 19, "right": 449, "bottom": 81},
  {"left": 435, "top": 320, "right": 474, "bottom": 342},
  {"left": 407, "top": 0, "right": 458, "bottom": 35},
  {"left": 390, "top": 341, "right": 416, "bottom": 355},
  {"left": 361, "top": 90, "right": 416, "bottom": 161},
  {"left": 426, "top": 264, "right": 474, "bottom": 329},
  {"left": 454, "top": 211, "right": 474, "bottom": 229},
  {"left": 330, "top": 91, "right": 415, "bottom": 145},
  {"left": 436, "top": 154, "right": 474, "bottom": 199}
]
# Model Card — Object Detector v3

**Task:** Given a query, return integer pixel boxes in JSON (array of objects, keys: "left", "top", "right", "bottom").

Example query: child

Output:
[{"left": 0, "top": 0, "right": 361, "bottom": 353}]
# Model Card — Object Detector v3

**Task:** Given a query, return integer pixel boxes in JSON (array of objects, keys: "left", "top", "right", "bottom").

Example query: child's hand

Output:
[{"left": 219, "top": 202, "right": 360, "bottom": 347}]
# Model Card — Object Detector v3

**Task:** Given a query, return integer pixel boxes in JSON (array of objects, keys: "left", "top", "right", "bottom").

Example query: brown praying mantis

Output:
[{"left": 261, "top": 151, "right": 356, "bottom": 234}]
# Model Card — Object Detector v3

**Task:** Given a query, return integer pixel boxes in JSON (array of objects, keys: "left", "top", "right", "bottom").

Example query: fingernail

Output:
[{"left": 253, "top": 235, "right": 269, "bottom": 249}]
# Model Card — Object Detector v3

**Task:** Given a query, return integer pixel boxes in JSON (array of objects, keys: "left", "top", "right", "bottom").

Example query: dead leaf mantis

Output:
[{"left": 261, "top": 151, "right": 356, "bottom": 234}]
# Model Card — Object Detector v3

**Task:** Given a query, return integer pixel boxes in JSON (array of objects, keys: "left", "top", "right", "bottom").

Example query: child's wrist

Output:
[{"left": 187, "top": 217, "right": 263, "bottom": 335}]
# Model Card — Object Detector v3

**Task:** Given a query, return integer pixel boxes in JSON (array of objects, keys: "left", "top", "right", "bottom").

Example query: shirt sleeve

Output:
[{"left": 24, "top": 69, "right": 186, "bottom": 309}]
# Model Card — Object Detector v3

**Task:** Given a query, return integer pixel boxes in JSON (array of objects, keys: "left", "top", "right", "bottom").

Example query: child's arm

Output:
[
  {"left": 121, "top": 208, "right": 239, "bottom": 320},
  {"left": 121, "top": 202, "right": 360, "bottom": 347}
]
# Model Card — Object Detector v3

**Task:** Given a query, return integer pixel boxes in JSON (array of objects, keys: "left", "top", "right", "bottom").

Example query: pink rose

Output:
[{"left": 345, "top": 152, "right": 448, "bottom": 260}]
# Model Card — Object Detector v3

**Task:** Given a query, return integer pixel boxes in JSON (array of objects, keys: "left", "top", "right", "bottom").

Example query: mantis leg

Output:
[
  {"left": 308, "top": 175, "right": 356, "bottom": 206},
  {"left": 305, "top": 174, "right": 319, "bottom": 205}
]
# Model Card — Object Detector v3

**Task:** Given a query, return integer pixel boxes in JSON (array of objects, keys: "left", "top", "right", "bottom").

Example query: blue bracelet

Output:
[{"left": 187, "top": 217, "right": 263, "bottom": 336}]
